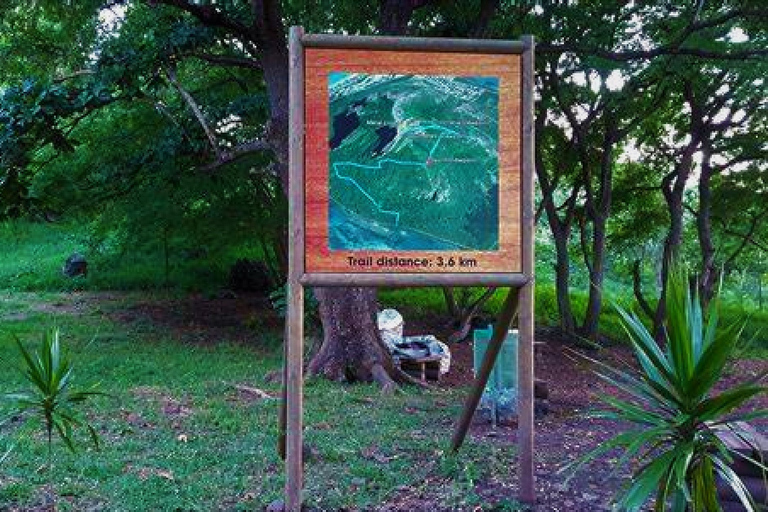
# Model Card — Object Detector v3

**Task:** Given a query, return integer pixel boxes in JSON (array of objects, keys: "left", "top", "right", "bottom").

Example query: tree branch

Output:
[
  {"left": 148, "top": 0, "right": 254, "bottom": 43},
  {"left": 202, "top": 138, "right": 272, "bottom": 172},
  {"left": 539, "top": 6, "right": 768, "bottom": 62},
  {"left": 186, "top": 52, "right": 261, "bottom": 70},
  {"left": 724, "top": 213, "right": 768, "bottom": 263},
  {"left": 447, "top": 287, "right": 497, "bottom": 343},
  {"left": 164, "top": 64, "right": 221, "bottom": 160},
  {"left": 471, "top": 0, "right": 501, "bottom": 38},
  {"left": 538, "top": 44, "right": 768, "bottom": 62}
]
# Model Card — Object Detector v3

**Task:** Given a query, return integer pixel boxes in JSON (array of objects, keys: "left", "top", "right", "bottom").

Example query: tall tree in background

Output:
[{"left": 519, "top": 2, "right": 767, "bottom": 338}]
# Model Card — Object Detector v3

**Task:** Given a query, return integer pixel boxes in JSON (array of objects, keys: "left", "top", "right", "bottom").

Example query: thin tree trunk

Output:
[
  {"left": 581, "top": 128, "right": 615, "bottom": 341},
  {"left": 655, "top": 148, "right": 698, "bottom": 337},
  {"left": 696, "top": 149, "right": 717, "bottom": 308},
  {"left": 534, "top": 99, "right": 578, "bottom": 336},
  {"left": 654, "top": 79, "right": 704, "bottom": 337},
  {"left": 654, "top": 174, "right": 686, "bottom": 337},
  {"left": 552, "top": 224, "right": 576, "bottom": 334}
]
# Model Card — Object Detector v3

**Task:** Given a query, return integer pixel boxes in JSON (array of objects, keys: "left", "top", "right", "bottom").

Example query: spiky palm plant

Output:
[
  {"left": 3, "top": 328, "right": 103, "bottom": 462},
  {"left": 571, "top": 268, "right": 767, "bottom": 511}
]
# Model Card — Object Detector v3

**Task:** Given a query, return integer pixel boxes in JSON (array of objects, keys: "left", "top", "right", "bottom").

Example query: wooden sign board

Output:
[
  {"left": 285, "top": 31, "right": 537, "bottom": 511},
  {"left": 296, "top": 35, "right": 530, "bottom": 287}
]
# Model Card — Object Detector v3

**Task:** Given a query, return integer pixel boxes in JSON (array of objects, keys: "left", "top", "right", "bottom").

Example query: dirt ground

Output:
[
  {"left": 74, "top": 292, "right": 768, "bottom": 510},
  {"left": 394, "top": 317, "right": 767, "bottom": 512}
]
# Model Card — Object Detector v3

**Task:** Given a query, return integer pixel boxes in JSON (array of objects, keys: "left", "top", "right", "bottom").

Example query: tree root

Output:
[{"left": 371, "top": 363, "right": 398, "bottom": 395}]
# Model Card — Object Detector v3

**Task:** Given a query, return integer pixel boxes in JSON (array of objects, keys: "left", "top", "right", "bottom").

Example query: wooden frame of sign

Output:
[{"left": 284, "top": 27, "right": 535, "bottom": 511}]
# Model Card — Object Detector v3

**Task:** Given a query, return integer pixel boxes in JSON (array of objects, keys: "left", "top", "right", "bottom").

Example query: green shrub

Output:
[
  {"left": 2, "top": 327, "right": 104, "bottom": 462},
  {"left": 570, "top": 267, "right": 767, "bottom": 511}
]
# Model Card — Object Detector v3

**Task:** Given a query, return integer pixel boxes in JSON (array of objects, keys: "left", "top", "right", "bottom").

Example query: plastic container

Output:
[{"left": 473, "top": 326, "right": 518, "bottom": 423}]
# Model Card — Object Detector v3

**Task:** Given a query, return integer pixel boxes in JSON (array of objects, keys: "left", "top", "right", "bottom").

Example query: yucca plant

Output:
[
  {"left": 3, "top": 327, "right": 103, "bottom": 463},
  {"left": 569, "top": 267, "right": 767, "bottom": 511}
]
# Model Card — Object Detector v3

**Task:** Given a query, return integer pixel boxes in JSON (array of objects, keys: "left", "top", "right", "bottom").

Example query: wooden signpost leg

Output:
[
  {"left": 285, "top": 282, "right": 304, "bottom": 512},
  {"left": 518, "top": 281, "right": 535, "bottom": 503},
  {"left": 519, "top": 34, "right": 536, "bottom": 505},
  {"left": 285, "top": 26, "right": 306, "bottom": 512},
  {"left": 451, "top": 286, "right": 520, "bottom": 452}
]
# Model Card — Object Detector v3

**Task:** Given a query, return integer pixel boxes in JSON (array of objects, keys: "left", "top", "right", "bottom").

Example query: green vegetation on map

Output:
[{"left": 328, "top": 72, "right": 500, "bottom": 251}]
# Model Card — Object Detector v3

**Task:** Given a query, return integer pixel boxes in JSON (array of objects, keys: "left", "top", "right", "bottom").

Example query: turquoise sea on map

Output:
[{"left": 328, "top": 72, "right": 499, "bottom": 251}]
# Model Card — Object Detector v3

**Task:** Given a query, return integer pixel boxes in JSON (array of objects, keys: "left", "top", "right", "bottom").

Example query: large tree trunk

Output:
[
  {"left": 246, "top": 7, "right": 401, "bottom": 387},
  {"left": 308, "top": 288, "right": 399, "bottom": 392}
]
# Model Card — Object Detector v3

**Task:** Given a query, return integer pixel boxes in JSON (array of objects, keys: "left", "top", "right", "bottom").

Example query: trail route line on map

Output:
[{"left": 332, "top": 124, "right": 460, "bottom": 226}]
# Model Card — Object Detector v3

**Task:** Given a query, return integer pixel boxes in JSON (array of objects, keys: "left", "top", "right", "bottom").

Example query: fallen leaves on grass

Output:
[
  {"left": 120, "top": 409, "right": 155, "bottom": 429},
  {"left": 361, "top": 445, "right": 397, "bottom": 464},
  {"left": 232, "top": 383, "right": 275, "bottom": 400},
  {"left": 124, "top": 464, "right": 175, "bottom": 481},
  {"left": 161, "top": 397, "right": 194, "bottom": 419}
]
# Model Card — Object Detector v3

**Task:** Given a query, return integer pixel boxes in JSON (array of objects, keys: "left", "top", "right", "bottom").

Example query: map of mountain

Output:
[{"left": 328, "top": 72, "right": 499, "bottom": 251}]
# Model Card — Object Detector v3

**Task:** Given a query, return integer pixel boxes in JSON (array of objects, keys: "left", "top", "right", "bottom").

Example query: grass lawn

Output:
[{"left": 0, "top": 292, "right": 520, "bottom": 511}]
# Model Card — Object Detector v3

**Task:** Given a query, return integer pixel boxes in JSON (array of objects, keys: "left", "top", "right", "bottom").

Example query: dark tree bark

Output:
[
  {"left": 693, "top": 86, "right": 764, "bottom": 310},
  {"left": 655, "top": 161, "right": 694, "bottom": 336},
  {"left": 549, "top": 66, "right": 625, "bottom": 341},
  {"left": 378, "top": 0, "right": 435, "bottom": 35},
  {"left": 551, "top": 227, "right": 577, "bottom": 333}
]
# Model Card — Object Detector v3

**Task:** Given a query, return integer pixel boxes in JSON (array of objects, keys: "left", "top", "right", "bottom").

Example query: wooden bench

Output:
[{"left": 397, "top": 355, "right": 443, "bottom": 383}]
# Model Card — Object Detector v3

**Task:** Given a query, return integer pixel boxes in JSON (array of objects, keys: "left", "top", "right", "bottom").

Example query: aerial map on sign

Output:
[{"left": 328, "top": 72, "right": 499, "bottom": 251}]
